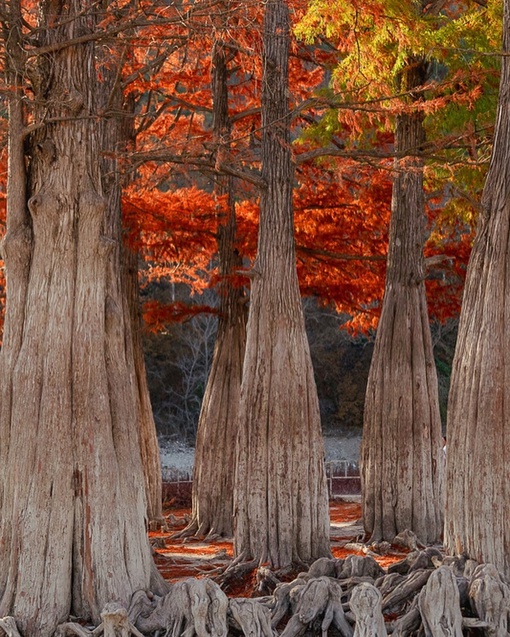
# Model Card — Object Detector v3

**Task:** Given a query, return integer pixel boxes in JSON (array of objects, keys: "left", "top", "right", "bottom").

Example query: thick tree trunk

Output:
[
  {"left": 184, "top": 20, "right": 247, "bottom": 538},
  {"left": 444, "top": 0, "right": 510, "bottom": 578},
  {"left": 0, "top": 3, "right": 165, "bottom": 635},
  {"left": 361, "top": 71, "right": 444, "bottom": 545},
  {"left": 232, "top": 0, "right": 331, "bottom": 569}
]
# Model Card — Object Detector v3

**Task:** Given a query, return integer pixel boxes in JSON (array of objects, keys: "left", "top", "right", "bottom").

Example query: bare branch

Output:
[
  {"left": 297, "top": 245, "right": 386, "bottom": 263},
  {"left": 129, "top": 150, "right": 265, "bottom": 188}
]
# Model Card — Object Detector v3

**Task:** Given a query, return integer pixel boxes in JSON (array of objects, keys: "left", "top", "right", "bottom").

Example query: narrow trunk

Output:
[
  {"left": 0, "top": 4, "right": 165, "bottom": 635},
  {"left": 183, "top": 17, "right": 247, "bottom": 538},
  {"left": 233, "top": 0, "right": 330, "bottom": 568},
  {"left": 190, "top": 285, "right": 246, "bottom": 538},
  {"left": 361, "top": 64, "right": 444, "bottom": 544},
  {"left": 125, "top": 246, "right": 164, "bottom": 527},
  {"left": 444, "top": 0, "right": 510, "bottom": 577},
  {"left": 122, "top": 91, "right": 163, "bottom": 528}
]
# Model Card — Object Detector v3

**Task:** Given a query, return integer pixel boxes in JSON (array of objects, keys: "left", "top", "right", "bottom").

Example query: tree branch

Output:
[{"left": 129, "top": 150, "right": 265, "bottom": 188}]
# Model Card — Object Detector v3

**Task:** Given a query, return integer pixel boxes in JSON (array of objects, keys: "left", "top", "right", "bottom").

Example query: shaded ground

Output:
[{"left": 149, "top": 499, "right": 409, "bottom": 595}]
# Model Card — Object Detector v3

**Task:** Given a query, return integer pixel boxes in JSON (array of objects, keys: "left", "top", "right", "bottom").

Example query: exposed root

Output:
[
  {"left": 338, "top": 555, "right": 385, "bottom": 581},
  {"left": 0, "top": 617, "right": 22, "bottom": 637},
  {"left": 279, "top": 577, "right": 353, "bottom": 637},
  {"left": 256, "top": 567, "right": 282, "bottom": 596},
  {"left": 468, "top": 563, "right": 510, "bottom": 635},
  {"left": 130, "top": 578, "right": 228, "bottom": 637},
  {"left": 147, "top": 517, "right": 168, "bottom": 533},
  {"left": 214, "top": 557, "right": 258, "bottom": 595},
  {"left": 349, "top": 583, "right": 386, "bottom": 637},
  {"left": 229, "top": 598, "right": 276, "bottom": 637},
  {"left": 299, "top": 558, "right": 338, "bottom": 580},
  {"left": 390, "top": 598, "right": 421, "bottom": 637},
  {"left": 9, "top": 543, "right": 510, "bottom": 637},
  {"left": 418, "top": 567, "right": 463, "bottom": 637},
  {"left": 270, "top": 578, "right": 307, "bottom": 628},
  {"left": 171, "top": 520, "right": 200, "bottom": 541},
  {"left": 391, "top": 530, "right": 423, "bottom": 552},
  {"left": 57, "top": 603, "right": 145, "bottom": 637},
  {"left": 381, "top": 569, "right": 433, "bottom": 614}
]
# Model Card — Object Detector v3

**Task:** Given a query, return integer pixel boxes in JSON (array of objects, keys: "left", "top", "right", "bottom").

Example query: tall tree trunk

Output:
[
  {"left": 361, "top": 61, "right": 444, "bottom": 545},
  {"left": 232, "top": 0, "right": 331, "bottom": 569},
  {"left": 183, "top": 24, "right": 247, "bottom": 538},
  {"left": 444, "top": 0, "right": 510, "bottom": 578},
  {"left": 125, "top": 246, "right": 164, "bottom": 528},
  {"left": 0, "top": 3, "right": 165, "bottom": 635},
  {"left": 189, "top": 239, "right": 246, "bottom": 538},
  {"left": 122, "top": 90, "right": 163, "bottom": 528}
]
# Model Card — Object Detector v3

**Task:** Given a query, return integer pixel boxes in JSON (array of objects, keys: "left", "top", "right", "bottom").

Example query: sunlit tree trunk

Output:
[
  {"left": 361, "top": 61, "right": 444, "bottom": 545},
  {"left": 232, "top": 0, "right": 330, "bottom": 568},
  {"left": 184, "top": 21, "right": 247, "bottom": 537},
  {"left": 0, "top": 3, "right": 166, "bottom": 635},
  {"left": 445, "top": 0, "right": 510, "bottom": 578}
]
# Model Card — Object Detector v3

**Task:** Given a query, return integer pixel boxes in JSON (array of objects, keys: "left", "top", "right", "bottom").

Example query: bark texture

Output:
[
  {"left": 361, "top": 62, "right": 444, "bottom": 545},
  {"left": 0, "top": 3, "right": 164, "bottom": 635},
  {"left": 444, "top": 0, "right": 510, "bottom": 579},
  {"left": 185, "top": 17, "right": 247, "bottom": 538},
  {"left": 125, "top": 246, "right": 163, "bottom": 527},
  {"left": 350, "top": 583, "right": 387, "bottom": 637},
  {"left": 232, "top": 0, "right": 330, "bottom": 568},
  {"left": 418, "top": 567, "right": 463, "bottom": 637}
]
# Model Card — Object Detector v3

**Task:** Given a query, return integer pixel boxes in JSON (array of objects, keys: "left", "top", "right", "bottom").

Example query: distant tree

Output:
[
  {"left": 125, "top": 246, "right": 164, "bottom": 526},
  {"left": 445, "top": 0, "right": 510, "bottom": 577},
  {"left": 297, "top": 0, "right": 499, "bottom": 544},
  {"left": 233, "top": 0, "right": 331, "bottom": 568},
  {"left": 362, "top": 62, "right": 444, "bottom": 543},
  {"left": 183, "top": 5, "right": 248, "bottom": 538}
]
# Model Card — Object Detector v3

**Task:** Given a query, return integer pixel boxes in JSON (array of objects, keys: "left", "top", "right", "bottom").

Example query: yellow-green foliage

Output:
[{"left": 295, "top": 0, "right": 502, "bottom": 222}]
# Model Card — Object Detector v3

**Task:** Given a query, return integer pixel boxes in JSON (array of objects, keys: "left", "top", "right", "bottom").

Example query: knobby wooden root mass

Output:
[{"left": 1, "top": 546, "right": 508, "bottom": 637}]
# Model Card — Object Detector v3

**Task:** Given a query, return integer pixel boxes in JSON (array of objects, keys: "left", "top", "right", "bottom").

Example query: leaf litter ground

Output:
[{"left": 149, "top": 498, "right": 409, "bottom": 597}]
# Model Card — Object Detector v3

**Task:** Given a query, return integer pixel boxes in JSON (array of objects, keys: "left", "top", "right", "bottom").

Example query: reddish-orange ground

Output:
[{"left": 149, "top": 500, "right": 408, "bottom": 594}]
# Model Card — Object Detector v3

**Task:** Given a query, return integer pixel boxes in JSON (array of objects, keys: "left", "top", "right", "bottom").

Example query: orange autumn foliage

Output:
[
  {"left": 0, "top": 0, "right": 478, "bottom": 339},
  {"left": 118, "top": 0, "right": 476, "bottom": 334}
]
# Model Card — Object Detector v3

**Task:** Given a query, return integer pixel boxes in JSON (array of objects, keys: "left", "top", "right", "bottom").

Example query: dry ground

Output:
[{"left": 149, "top": 499, "right": 409, "bottom": 596}]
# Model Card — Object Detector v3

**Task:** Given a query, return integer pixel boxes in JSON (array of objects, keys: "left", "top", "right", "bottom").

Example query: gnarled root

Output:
[
  {"left": 349, "top": 583, "right": 387, "bottom": 637},
  {"left": 418, "top": 566, "right": 463, "bottom": 637},
  {"left": 256, "top": 567, "right": 282, "bottom": 596},
  {"left": 56, "top": 603, "right": 144, "bottom": 637},
  {"left": 280, "top": 577, "right": 353, "bottom": 637},
  {"left": 214, "top": 557, "right": 258, "bottom": 595},
  {"left": 468, "top": 563, "right": 510, "bottom": 636},
  {"left": 381, "top": 569, "right": 432, "bottom": 614},
  {"left": 390, "top": 598, "right": 421, "bottom": 637},
  {"left": 130, "top": 578, "right": 228, "bottom": 637},
  {"left": 338, "top": 555, "right": 385, "bottom": 581},
  {"left": 0, "top": 617, "right": 22, "bottom": 637},
  {"left": 270, "top": 578, "right": 307, "bottom": 628},
  {"left": 228, "top": 598, "right": 275, "bottom": 637}
]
